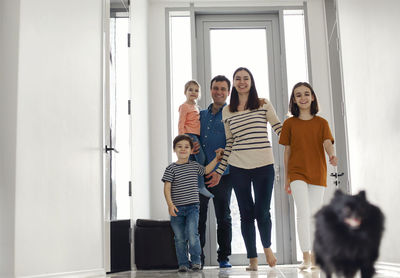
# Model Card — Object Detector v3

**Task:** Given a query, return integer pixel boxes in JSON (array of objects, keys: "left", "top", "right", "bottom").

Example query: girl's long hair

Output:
[
  {"left": 229, "top": 67, "right": 261, "bottom": 112},
  {"left": 289, "top": 82, "right": 319, "bottom": 117}
]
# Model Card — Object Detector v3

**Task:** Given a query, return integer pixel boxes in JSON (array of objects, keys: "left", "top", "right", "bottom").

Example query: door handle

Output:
[
  {"left": 105, "top": 145, "right": 119, "bottom": 154},
  {"left": 330, "top": 172, "right": 344, "bottom": 178}
]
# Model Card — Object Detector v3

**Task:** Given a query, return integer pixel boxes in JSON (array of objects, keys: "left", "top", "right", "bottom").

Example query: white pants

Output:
[{"left": 290, "top": 180, "right": 325, "bottom": 252}]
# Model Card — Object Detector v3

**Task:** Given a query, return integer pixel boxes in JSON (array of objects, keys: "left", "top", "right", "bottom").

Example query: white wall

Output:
[
  {"left": 0, "top": 0, "right": 20, "bottom": 276},
  {"left": 12, "top": 0, "right": 105, "bottom": 276},
  {"left": 337, "top": 0, "right": 400, "bottom": 263},
  {"left": 148, "top": 1, "right": 176, "bottom": 220},
  {"left": 130, "top": 0, "right": 151, "bottom": 221}
]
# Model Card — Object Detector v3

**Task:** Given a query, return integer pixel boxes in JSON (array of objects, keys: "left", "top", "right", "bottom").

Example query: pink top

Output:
[{"left": 178, "top": 103, "right": 200, "bottom": 135}]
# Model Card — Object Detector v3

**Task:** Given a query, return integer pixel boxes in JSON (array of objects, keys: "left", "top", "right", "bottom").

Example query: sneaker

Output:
[
  {"left": 178, "top": 265, "right": 189, "bottom": 272},
  {"left": 219, "top": 260, "right": 232, "bottom": 268},
  {"left": 192, "top": 264, "right": 201, "bottom": 271}
]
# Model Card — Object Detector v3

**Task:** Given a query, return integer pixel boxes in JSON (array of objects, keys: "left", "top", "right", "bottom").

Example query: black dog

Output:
[{"left": 314, "top": 190, "right": 384, "bottom": 278}]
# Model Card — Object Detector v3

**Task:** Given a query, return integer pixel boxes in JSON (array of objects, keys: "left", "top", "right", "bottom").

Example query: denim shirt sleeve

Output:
[{"left": 199, "top": 107, "right": 229, "bottom": 175}]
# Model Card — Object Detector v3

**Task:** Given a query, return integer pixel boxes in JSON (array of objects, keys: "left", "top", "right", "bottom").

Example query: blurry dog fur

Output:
[{"left": 314, "top": 190, "right": 384, "bottom": 278}]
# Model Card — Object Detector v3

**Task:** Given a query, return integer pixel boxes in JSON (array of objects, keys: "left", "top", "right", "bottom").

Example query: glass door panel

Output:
[
  {"left": 196, "top": 13, "right": 287, "bottom": 265},
  {"left": 209, "top": 28, "right": 276, "bottom": 257},
  {"left": 109, "top": 17, "right": 131, "bottom": 221}
]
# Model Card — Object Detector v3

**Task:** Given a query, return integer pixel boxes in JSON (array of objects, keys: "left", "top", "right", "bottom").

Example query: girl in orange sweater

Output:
[{"left": 279, "top": 82, "right": 337, "bottom": 270}]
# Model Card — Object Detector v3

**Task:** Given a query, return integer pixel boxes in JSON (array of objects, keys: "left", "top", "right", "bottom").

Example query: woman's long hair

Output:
[{"left": 229, "top": 67, "right": 261, "bottom": 112}]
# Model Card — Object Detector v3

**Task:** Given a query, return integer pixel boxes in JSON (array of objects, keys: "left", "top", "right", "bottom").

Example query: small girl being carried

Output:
[{"left": 178, "top": 80, "right": 213, "bottom": 198}]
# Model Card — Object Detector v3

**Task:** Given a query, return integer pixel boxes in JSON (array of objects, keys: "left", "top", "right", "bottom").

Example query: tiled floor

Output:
[{"left": 106, "top": 265, "right": 400, "bottom": 278}]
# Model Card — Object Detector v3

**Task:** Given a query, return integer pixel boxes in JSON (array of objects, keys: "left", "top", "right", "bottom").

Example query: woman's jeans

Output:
[
  {"left": 170, "top": 204, "right": 201, "bottom": 267},
  {"left": 230, "top": 164, "right": 275, "bottom": 258}
]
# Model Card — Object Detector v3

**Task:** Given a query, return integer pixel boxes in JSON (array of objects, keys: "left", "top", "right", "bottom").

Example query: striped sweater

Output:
[{"left": 216, "top": 99, "right": 282, "bottom": 174}]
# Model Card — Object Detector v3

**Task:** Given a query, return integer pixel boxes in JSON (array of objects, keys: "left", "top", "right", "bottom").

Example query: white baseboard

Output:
[
  {"left": 376, "top": 262, "right": 400, "bottom": 275},
  {"left": 19, "top": 268, "right": 106, "bottom": 278}
]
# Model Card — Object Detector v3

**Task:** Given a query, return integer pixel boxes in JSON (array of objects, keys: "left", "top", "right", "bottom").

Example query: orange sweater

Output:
[
  {"left": 178, "top": 103, "right": 200, "bottom": 135},
  {"left": 279, "top": 116, "right": 334, "bottom": 187}
]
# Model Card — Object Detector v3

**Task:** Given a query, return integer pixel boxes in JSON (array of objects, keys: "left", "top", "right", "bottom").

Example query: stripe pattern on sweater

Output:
[
  {"left": 162, "top": 161, "right": 204, "bottom": 206},
  {"left": 217, "top": 101, "right": 282, "bottom": 174}
]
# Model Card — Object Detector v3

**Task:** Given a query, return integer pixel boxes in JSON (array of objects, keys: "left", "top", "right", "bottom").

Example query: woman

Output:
[{"left": 209, "top": 67, "right": 282, "bottom": 270}]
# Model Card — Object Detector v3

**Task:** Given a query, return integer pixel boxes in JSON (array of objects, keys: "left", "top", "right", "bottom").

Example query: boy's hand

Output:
[
  {"left": 329, "top": 155, "right": 338, "bottom": 166},
  {"left": 214, "top": 148, "right": 224, "bottom": 161},
  {"left": 192, "top": 142, "right": 200, "bottom": 155},
  {"left": 168, "top": 204, "right": 178, "bottom": 216}
]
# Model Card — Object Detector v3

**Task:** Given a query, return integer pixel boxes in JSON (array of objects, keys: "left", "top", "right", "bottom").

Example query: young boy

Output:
[{"left": 162, "top": 134, "right": 223, "bottom": 272}]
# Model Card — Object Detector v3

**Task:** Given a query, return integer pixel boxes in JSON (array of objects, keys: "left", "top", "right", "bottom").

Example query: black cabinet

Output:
[
  {"left": 110, "top": 219, "right": 131, "bottom": 273},
  {"left": 134, "top": 219, "right": 178, "bottom": 269}
]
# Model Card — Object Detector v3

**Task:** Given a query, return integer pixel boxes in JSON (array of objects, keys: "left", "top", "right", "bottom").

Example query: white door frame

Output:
[
  {"left": 102, "top": 0, "right": 111, "bottom": 272},
  {"left": 103, "top": 0, "right": 133, "bottom": 272},
  {"left": 324, "top": 0, "right": 351, "bottom": 193}
]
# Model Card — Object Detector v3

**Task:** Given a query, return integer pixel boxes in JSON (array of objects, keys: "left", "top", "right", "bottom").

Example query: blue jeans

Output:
[
  {"left": 187, "top": 133, "right": 205, "bottom": 165},
  {"left": 199, "top": 174, "right": 233, "bottom": 263},
  {"left": 170, "top": 204, "right": 201, "bottom": 267},
  {"left": 230, "top": 164, "right": 275, "bottom": 258},
  {"left": 187, "top": 134, "right": 213, "bottom": 198}
]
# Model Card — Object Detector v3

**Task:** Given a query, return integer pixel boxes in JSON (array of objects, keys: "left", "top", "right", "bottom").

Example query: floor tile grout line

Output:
[{"left": 276, "top": 267, "right": 287, "bottom": 278}]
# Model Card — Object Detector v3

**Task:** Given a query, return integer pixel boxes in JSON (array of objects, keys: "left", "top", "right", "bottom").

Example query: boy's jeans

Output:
[{"left": 170, "top": 204, "right": 201, "bottom": 267}]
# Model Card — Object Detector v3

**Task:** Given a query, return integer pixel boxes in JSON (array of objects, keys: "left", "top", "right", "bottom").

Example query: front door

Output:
[
  {"left": 104, "top": 0, "right": 132, "bottom": 272},
  {"left": 195, "top": 13, "right": 289, "bottom": 266}
]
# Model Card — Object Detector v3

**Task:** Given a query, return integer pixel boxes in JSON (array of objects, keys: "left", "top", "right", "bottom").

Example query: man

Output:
[{"left": 195, "top": 75, "right": 233, "bottom": 269}]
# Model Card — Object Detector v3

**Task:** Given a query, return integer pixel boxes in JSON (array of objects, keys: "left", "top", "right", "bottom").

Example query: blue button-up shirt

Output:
[{"left": 199, "top": 103, "right": 229, "bottom": 175}]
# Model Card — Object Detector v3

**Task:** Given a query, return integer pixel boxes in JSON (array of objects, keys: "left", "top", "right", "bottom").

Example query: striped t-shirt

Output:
[
  {"left": 162, "top": 160, "right": 205, "bottom": 206},
  {"left": 216, "top": 99, "right": 282, "bottom": 174}
]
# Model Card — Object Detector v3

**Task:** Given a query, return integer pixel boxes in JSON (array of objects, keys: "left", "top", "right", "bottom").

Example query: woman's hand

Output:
[
  {"left": 329, "top": 155, "right": 338, "bottom": 166},
  {"left": 285, "top": 179, "right": 292, "bottom": 194},
  {"left": 205, "top": 172, "right": 222, "bottom": 188}
]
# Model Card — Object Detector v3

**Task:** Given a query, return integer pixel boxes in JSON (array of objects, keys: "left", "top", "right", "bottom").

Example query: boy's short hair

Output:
[{"left": 173, "top": 134, "right": 194, "bottom": 149}]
